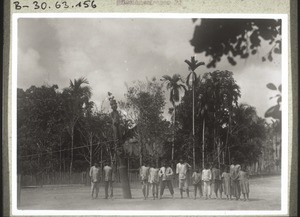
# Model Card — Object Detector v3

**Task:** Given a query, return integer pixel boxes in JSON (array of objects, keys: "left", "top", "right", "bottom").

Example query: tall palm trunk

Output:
[
  {"left": 228, "top": 146, "right": 231, "bottom": 165},
  {"left": 202, "top": 117, "right": 205, "bottom": 169},
  {"left": 59, "top": 135, "right": 62, "bottom": 183},
  {"left": 172, "top": 105, "right": 176, "bottom": 161},
  {"left": 100, "top": 147, "right": 103, "bottom": 171},
  {"left": 213, "top": 113, "right": 216, "bottom": 161},
  {"left": 139, "top": 140, "right": 142, "bottom": 167},
  {"left": 192, "top": 82, "right": 196, "bottom": 169},
  {"left": 226, "top": 107, "right": 232, "bottom": 164},
  {"left": 217, "top": 137, "right": 220, "bottom": 167},
  {"left": 69, "top": 127, "right": 74, "bottom": 182},
  {"left": 89, "top": 135, "right": 93, "bottom": 168}
]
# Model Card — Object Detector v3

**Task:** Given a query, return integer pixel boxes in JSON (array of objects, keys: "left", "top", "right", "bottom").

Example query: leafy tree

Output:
[
  {"left": 17, "top": 85, "right": 64, "bottom": 180},
  {"left": 121, "top": 78, "right": 167, "bottom": 166},
  {"left": 264, "top": 120, "right": 281, "bottom": 171},
  {"left": 190, "top": 19, "right": 282, "bottom": 68},
  {"left": 189, "top": 19, "right": 282, "bottom": 160},
  {"left": 78, "top": 110, "right": 110, "bottom": 168},
  {"left": 203, "top": 71, "right": 240, "bottom": 163},
  {"left": 161, "top": 74, "right": 186, "bottom": 160},
  {"left": 265, "top": 83, "right": 282, "bottom": 121},
  {"left": 230, "top": 104, "right": 266, "bottom": 165},
  {"left": 176, "top": 70, "right": 241, "bottom": 166}
]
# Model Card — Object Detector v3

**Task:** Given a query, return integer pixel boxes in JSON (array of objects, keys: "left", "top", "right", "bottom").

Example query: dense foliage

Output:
[
  {"left": 17, "top": 71, "right": 278, "bottom": 177},
  {"left": 190, "top": 19, "right": 282, "bottom": 68}
]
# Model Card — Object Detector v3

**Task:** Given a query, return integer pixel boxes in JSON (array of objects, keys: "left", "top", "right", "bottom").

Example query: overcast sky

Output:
[{"left": 17, "top": 18, "right": 281, "bottom": 120}]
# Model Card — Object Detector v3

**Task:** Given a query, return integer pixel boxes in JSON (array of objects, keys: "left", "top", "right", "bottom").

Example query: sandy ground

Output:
[{"left": 19, "top": 175, "right": 281, "bottom": 210}]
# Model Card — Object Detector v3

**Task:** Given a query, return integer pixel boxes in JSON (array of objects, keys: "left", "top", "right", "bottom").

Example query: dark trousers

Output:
[
  {"left": 160, "top": 180, "right": 174, "bottom": 196},
  {"left": 230, "top": 179, "right": 240, "bottom": 198},
  {"left": 193, "top": 183, "right": 203, "bottom": 197},
  {"left": 105, "top": 181, "right": 113, "bottom": 198}
]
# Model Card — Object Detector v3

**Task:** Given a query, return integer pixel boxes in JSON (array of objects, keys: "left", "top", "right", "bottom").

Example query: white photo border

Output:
[{"left": 11, "top": 12, "right": 289, "bottom": 216}]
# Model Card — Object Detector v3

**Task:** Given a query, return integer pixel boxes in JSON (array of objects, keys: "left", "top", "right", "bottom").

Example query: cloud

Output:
[
  {"left": 43, "top": 18, "right": 196, "bottom": 105},
  {"left": 17, "top": 18, "right": 282, "bottom": 120},
  {"left": 235, "top": 63, "right": 281, "bottom": 118},
  {"left": 17, "top": 48, "right": 47, "bottom": 88}
]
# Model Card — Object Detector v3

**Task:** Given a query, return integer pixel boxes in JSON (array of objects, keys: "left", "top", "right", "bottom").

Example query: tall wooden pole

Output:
[
  {"left": 184, "top": 57, "right": 205, "bottom": 169},
  {"left": 192, "top": 79, "right": 196, "bottom": 169},
  {"left": 172, "top": 106, "right": 176, "bottom": 161},
  {"left": 110, "top": 98, "right": 132, "bottom": 199},
  {"left": 202, "top": 118, "right": 205, "bottom": 169}
]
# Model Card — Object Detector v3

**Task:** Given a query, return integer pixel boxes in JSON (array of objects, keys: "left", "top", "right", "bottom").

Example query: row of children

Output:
[
  {"left": 89, "top": 159, "right": 250, "bottom": 201},
  {"left": 140, "top": 159, "right": 192, "bottom": 200},
  {"left": 197, "top": 161, "right": 250, "bottom": 201},
  {"left": 140, "top": 159, "right": 250, "bottom": 201}
]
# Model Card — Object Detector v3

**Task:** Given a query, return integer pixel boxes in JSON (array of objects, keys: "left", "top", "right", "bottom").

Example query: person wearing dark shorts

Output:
[
  {"left": 212, "top": 163, "right": 222, "bottom": 199},
  {"left": 192, "top": 167, "right": 202, "bottom": 199},
  {"left": 159, "top": 161, "right": 174, "bottom": 199}
]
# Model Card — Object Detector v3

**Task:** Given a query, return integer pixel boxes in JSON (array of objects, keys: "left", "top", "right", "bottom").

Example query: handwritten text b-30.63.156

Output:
[{"left": 13, "top": 0, "right": 97, "bottom": 10}]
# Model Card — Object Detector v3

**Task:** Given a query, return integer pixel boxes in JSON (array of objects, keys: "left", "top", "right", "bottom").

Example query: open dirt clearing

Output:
[{"left": 19, "top": 175, "right": 281, "bottom": 210}]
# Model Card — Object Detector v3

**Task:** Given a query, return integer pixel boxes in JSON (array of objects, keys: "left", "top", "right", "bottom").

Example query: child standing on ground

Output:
[
  {"left": 103, "top": 161, "right": 114, "bottom": 199},
  {"left": 148, "top": 163, "right": 160, "bottom": 200},
  {"left": 238, "top": 164, "right": 250, "bottom": 201},
  {"left": 140, "top": 162, "right": 150, "bottom": 200},
  {"left": 221, "top": 166, "right": 231, "bottom": 200},
  {"left": 176, "top": 159, "right": 191, "bottom": 199},
  {"left": 202, "top": 164, "right": 212, "bottom": 200},
  {"left": 211, "top": 163, "right": 222, "bottom": 199},
  {"left": 89, "top": 162, "right": 101, "bottom": 199},
  {"left": 159, "top": 161, "right": 174, "bottom": 199},
  {"left": 191, "top": 167, "right": 202, "bottom": 199}
]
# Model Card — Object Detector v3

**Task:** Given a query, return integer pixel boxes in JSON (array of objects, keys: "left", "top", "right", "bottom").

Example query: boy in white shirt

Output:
[
  {"left": 159, "top": 161, "right": 174, "bottom": 199},
  {"left": 192, "top": 167, "right": 202, "bottom": 199},
  {"left": 103, "top": 161, "right": 114, "bottom": 199},
  {"left": 140, "top": 162, "right": 150, "bottom": 200},
  {"left": 202, "top": 163, "right": 212, "bottom": 200},
  {"left": 176, "top": 159, "right": 191, "bottom": 199},
  {"left": 148, "top": 163, "right": 160, "bottom": 199},
  {"left": 89, "top": 162, "right": 101, "bottom": 199}
]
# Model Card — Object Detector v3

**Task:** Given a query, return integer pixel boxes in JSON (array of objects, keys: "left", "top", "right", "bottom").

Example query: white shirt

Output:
[
  {"left": 89, "top": 166, "right": 100, "bottom": 182},
  {"left": 202, "top": 169, "right": 212, "bottom": 182},
  {"left": 103, "top": 165, "right": 113, "bottom": 181},
  {"left": 140, "top": 166, "right": 150, "bottom": 181},
  {"left": 148, "top": 168, "right": 159, "bottom": 183},
  {"left": 159, "top": 167, "right": 173, "bottom": 181},
  {"left": 176, "top": 162, "right": 191, "bottom": 180}
]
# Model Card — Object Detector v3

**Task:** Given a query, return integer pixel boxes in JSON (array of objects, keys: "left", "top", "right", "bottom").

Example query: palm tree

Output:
[
  {"left": 184, "top": 56, "right": 205, "bottom": 168},
  {"left": 161, "top": 74, "right": 186, "bottom": 160},
  {"left": 62, "top": 77, "right": 92, "bottom": 179}
]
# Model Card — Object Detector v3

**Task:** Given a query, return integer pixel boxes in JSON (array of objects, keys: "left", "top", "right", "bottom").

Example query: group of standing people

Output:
[
  {"left": 89, "top": 162, "right": 114, "bottom": 199},
  {"left": 191, "top": 159, "right": 250, "bottom": 201},
  {"left": 89, "top": 158, "right": 250, "bottom": 201},
  {"left": 228, "top": 159, "right": 250, "bottom": 201},
  {"left": 139, "top": 159, "right": 192, "bottom": 200},
  {"left": 139, "top": 158, "right": 250, "bottom": 201}
]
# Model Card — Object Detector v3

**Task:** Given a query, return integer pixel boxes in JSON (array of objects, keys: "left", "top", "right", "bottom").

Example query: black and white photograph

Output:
[{"left": 11, "top": 13, "right": 288, "bottom": 215}]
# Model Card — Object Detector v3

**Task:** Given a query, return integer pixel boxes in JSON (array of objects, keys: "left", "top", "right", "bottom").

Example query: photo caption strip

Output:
[{"left": 12, "top": 0, "right": 183, "bottom": 11}]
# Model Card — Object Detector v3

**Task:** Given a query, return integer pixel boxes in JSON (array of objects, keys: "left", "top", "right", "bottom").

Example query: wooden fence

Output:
[
  {"left": 20, "top": 169, "right": 181, "bottom": 188},
  {"left": 20, "top": 164, "right": 279, "bottom": 188}
]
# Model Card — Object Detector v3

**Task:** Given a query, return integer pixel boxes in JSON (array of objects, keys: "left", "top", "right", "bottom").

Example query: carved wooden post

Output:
[{"left": 109, "top": 98, "right": 132, "bottom": 199}]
